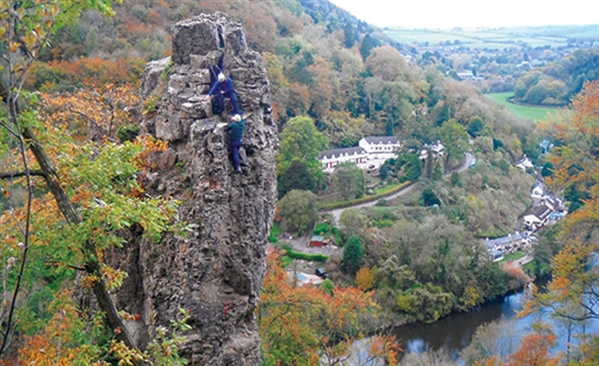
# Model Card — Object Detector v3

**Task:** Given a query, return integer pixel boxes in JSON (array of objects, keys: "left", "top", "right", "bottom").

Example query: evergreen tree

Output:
[
  {"left": 343, "top": 236, "right": 364, "bottom": 275},
  {"left": 359, "top": 34, "right": 379, "bottom": 60},
  {"left": 344, "top": 23, "right": 356, "bottom": 48}
]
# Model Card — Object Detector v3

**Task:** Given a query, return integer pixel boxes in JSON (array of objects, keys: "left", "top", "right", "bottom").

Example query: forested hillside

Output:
[{"left": 513, "top": 48, "right": 599, "bottom": 106}]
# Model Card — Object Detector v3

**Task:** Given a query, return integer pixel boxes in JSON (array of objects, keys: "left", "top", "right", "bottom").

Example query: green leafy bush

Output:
[{"left": 117, "top": 123, "right": 140, "bottom": 143}]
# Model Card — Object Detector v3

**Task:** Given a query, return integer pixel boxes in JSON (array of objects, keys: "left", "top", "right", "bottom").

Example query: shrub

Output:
[
  {"left": 313, "top": 222, "right": 333, "bottom": 235},
  {"left": 117, "top": 123, "right": 140, "bottom": 142},
  {"left": 281, "top": 244, "right": 329, "bottom": 262}
]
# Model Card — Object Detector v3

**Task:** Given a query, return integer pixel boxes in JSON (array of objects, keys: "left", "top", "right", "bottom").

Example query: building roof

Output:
[
  {"left": 362, "top": 136, "right": 399, "bottom": 145},
  {"left": 527, "top": 204, "right": 553, "bottom": 221},
  {"left": 318, "top": 147, "right": 366, "bottom": 160},
  {"left": 483, "top": 232, "right": 527, "bottom": 249},
  {"left": 516, "top": 155, "right": 533, "bottom": 169},
  {"left": 310, "top": 235, "right": 324, "bottom": 242},
  {"left": 542, "top": 197, "right": 560, "bottom": 211}
]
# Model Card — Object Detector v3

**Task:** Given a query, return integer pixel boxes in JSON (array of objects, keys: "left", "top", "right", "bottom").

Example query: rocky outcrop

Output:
[{"left": 117, "top": 12, "right": 277, "bottom": 365}]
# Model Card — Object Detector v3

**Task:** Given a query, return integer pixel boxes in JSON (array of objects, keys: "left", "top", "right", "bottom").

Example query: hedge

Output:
[{"left": 281, "top": 244, "right": 329, "bottom": 262}]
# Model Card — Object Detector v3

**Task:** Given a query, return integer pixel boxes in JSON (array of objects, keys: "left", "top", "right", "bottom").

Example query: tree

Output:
[
  {"left": 359, "top": 34, "right": 379, "bottom": 60},
  {"left": 540, "top": 81, "right": 598, "bottom": 219},
  {"left": 365, "top": 45, "right": 410, "bottom": 82},
  {"left": 257, "top": 250, "right": 399, "bottom": 366},
  {"left": 460, "top": 318, "right": 519, "bottom": 366},
  {"left": 343, "top": 23, "right": 356, "bottom": 48},
  {"left": 356, "top": 267, "right": 376, "bottom": 291},
  {"left": 520, "top": 81, "right": 599, "bottom": 362},
  {"left": 38, "top": 82, "right": 139, "bottom": 141},
  {"left": 450, "top": 172, "right": 462, "bottom": 187},
  {"left": 17, "top": 291, "right": 103, "bottom": 364},
  {"left": 343, "top": 236, "right": 364, "bottom": 275},
  {"left": 395, "top": 152, "right": 422, "bottom": 182},
  {"left": 541, "top": 161, "right": 555, "bottom": 177},
  {"left": 424, "top": 149, "right": 434, "bottom": 178},
  {"left": 339, "top": 208, "right": 368, "bottom": 241},
  {"left": 278, "top": 160, "right": 318, "bottom": 198},
  {"left": 319, "top": 111, "right": 366, "bottom": 148},
  {"left": 277, "top": 190, "right": 319, "bottom": 234},
  {"left": 404, "top": 283, "right": 454, "bottom": 322},
  {"left": 0, "top": 1, "right": 183, "bottom": 361},
  {"left": 276, "top": 116, "right": 328, "bottom": 187},
  {"left": 432, "top": 160, "right": 444, "bottom": 180},
  {"left": 422, "top": 188, "right": 441, "bottom": 206},
  {"left": 440, "top": 118, "right": 469, "bottom": 166},
  {"left": 467, "top": 116, "right": 484, "bottom": 137},
  {"left": 506, "top": 332, "right": 560, "bottom": 366},
  {"left": 332, "top": 162, "right": 365, "bottom": 200}
]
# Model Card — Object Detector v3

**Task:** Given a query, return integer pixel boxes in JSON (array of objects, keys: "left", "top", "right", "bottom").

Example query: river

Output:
[
  {"left": 392, "top": 276, "right": 597, "bottom": 364},
  {"left": 394, "top": 289, "right": 526, "bottom": 362}
]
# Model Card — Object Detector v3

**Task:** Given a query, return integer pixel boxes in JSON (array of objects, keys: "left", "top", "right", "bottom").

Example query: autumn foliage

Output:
[
  {"left": 257, "top": 250, "right": 399, "bottom": 365},
  {"left": 356, "top": 267, "right": 376, "bottom": 291},
  {"left": 506, "top": 333, "right": 560, "bottom": 366},
  {"left": 17, "top": 292, "right": 106, "bottom": 365},
  {"left": 38, "top": 82, "right": 140, "bottom": 142},
  {"left": 519, "top": 81, "right": 599, "bottom": 364},
  {"left": 26, "top": 58, "right": 145, "bottom": 91}
]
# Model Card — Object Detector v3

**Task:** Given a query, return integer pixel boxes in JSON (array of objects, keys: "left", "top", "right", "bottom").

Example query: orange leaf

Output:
[{"left": 9, "top": 42, "right": 20, "bottom": 52}]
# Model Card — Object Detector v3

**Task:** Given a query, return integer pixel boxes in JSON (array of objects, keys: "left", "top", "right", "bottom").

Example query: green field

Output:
[{"left": 485, "top": 92, "right": 559, "bottom": 122}]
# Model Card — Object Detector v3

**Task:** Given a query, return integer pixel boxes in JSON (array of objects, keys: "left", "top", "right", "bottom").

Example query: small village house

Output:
[
  {"left": 319, "top": 147, "right": 367, "bottom": 173},
  {"left": 483, "top": 231, "right": 531, "bottom": 256},
  {"left": 522, "top": 197, "right": 563, "bottom": 230},
  {"left": 531, "top": 180, "right": 544, "bottom": 199},
  {"left": 516, "top": 155, "right": 534, "bottom": 171}
]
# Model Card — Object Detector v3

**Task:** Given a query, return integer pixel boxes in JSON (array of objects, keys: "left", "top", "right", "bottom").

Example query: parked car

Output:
[{"left": 315, "top": 268, "right": 327, "bottom": 279}]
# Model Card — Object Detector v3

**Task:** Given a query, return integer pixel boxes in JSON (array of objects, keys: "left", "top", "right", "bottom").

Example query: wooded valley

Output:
[{"left": 1, "top": 0, "right": 597, "bottom": 364}]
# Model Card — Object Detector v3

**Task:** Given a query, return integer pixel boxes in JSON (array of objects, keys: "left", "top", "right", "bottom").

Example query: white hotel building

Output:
[{"left": 319, "top": 136, "right": 401, "bottom": 173}]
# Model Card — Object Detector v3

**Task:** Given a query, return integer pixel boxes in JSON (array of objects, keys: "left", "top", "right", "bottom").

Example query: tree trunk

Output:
[{"left": 21, "top": 127, "right": 143, "bottom": 363}]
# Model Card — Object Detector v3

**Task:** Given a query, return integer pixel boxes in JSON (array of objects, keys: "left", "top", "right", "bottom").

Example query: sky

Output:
[{"left": 328, "top": 0, "right": 599, "bottom": 29}]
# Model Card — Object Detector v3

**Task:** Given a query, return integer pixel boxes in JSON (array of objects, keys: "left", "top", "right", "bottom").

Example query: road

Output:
[{"left": 324, "top": 152, "right": 474, "bottom": 223}]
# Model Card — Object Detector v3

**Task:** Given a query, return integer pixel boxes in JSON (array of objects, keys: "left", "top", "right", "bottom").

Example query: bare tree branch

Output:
[{"left": 0, "top": 170, "right": 46, "bottom": 179}]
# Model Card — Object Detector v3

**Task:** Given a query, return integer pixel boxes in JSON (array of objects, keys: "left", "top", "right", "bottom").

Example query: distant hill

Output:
[{"left": 383, "top": 25, "right": 598, "bottom": 50}]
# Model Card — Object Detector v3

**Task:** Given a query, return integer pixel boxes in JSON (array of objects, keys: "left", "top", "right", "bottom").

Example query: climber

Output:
[
  {"left": 205, "top": 72, "right": 242, "bottom": 116},
  {"left": 228, "top": 114, "right": 246, "bottom": 173}
]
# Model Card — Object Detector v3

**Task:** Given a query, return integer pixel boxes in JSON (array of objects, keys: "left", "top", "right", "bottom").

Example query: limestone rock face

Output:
[{"left": 121, "top": 12, "right": 277, "bottom": 365}]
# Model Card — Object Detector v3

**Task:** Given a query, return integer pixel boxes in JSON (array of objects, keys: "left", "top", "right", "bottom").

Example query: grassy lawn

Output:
[
  {"left": 486, "top": 92, "right": 558, "bottom": 122},
  {"left": 320, "top": 181, "right": 412, "bottom": 210},
  {"left": 373, "top": 182, "right": 405, "bottom": 195},
  {"left": 500, "top": 251, "right": 526, "bottom": 263}
]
